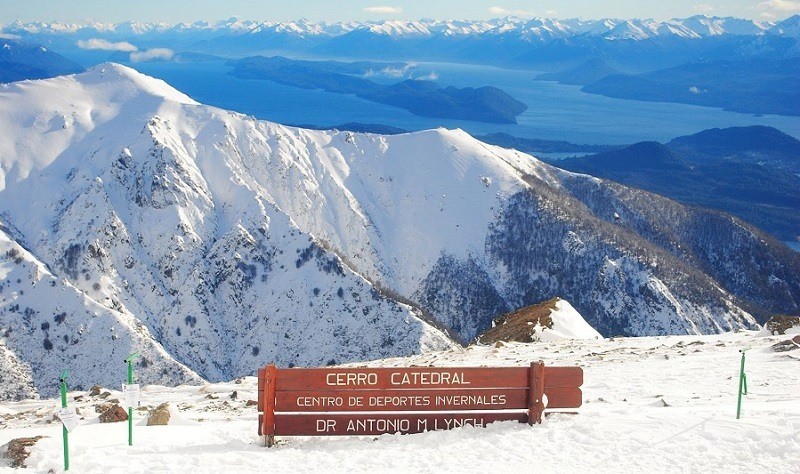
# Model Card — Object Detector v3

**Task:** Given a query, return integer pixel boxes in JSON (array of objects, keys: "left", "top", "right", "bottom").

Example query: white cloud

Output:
[
  {"left": 413, "top": 71, "right": 439, "bottom": 81},
  {"left": 365, "top": 64, "right": 413, "bottom": 78},
  {"left": 77, "top": 38, "right": 138, "bottom": 52},
  {"left": 363, "top": 62, "right": 425, "bottom": 79},
  {"left": 363, "top": 6, "right": 403, "bottom": 14},
  {"left": 130, "top": 48, "right": 173, "bottom": 63},
  {"left": 757, "top": 0, "right": 800, "bottom": 13},
  {"left": 689, "top": 86, "right": 707, "bottom": 94},
  {"left": 693, "top": 4, "right": 714, "bottom": 13},
  {"left": 488, "top": 6, "right": 535, "bottom": 17},
  {"left": 0, "top": 33, "right": 22, "bottom": 40}
]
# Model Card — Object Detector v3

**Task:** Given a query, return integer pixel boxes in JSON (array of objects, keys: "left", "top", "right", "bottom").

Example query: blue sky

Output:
[{"left": 1, "top": 0, "right": 798, "bottom": 24}]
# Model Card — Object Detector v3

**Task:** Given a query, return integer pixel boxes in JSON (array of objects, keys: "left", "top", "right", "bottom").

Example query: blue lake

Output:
[{"left": 133, "top": 60, "right": 800, "bottom": 145}]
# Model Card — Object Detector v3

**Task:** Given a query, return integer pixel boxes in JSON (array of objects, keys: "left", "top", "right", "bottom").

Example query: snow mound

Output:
[
  {"left": 477, "top": 297, "right": 602, "bottom": 344},
  {"left": 543, "top": 299, "right": 603, "bottom": 341}
]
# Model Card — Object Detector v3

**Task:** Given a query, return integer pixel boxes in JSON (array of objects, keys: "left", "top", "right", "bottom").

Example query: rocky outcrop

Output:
[
  {"left": 99, "top": 404, "right": 128, "bottom": 423},
  {"left": 3, "top": 436, "right": 44, "bottom": 468},
  {"left": 146, "top": 403, "right": 171, "bottom": 426}
]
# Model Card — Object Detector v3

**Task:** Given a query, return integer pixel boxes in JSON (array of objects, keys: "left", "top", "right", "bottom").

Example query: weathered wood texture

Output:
[{"left": 257, "top": 363, "right": 583, "bottom": 440}]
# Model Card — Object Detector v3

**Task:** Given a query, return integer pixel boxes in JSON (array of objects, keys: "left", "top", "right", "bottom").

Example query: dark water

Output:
[{"left": 133, "top": 60, "right": 800, "bottom": 145}]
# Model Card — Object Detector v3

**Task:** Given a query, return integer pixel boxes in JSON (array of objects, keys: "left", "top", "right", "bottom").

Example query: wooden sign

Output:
[{"left": 257, "top": 362, "right": 583, "bottom": 446}]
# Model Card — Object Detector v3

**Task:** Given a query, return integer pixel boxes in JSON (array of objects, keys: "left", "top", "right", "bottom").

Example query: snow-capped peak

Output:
[
  {"left": 366, "top": 20, "right": 431, "bottom": 36},
  {"left": 0, "top": 63, "right": 196, "bottom": 191},
  {"left": 80, "top": 63, "right": 198, "bottom": 105},
  {"left": 768, "top": 14, "right": 800, "bottom": 37}
]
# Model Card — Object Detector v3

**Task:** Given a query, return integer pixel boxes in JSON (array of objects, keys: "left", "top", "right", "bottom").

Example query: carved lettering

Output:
[
  {"left": 316, "top": 419, "right": 336, "bottom": 432},
  {"left": 434, "top": 394, "right": 507, "bottom": 406},
  {"left": 326, "top": 372, "right": 378, "bottom": 386},
  {"left": 389, "top": 371, "right": 470, "bottom": 386},
  {"left": 296, "top": 396, "right": 344, "bottom": 407},
  {"left": 368, "top": 395, "right": 430, "bottom": 407},
  {"left": 348, "top": 396, "right": 364, "bottom": 407},
  {"left": 346, "top": 418, "right": 411, "bottom": 433}
]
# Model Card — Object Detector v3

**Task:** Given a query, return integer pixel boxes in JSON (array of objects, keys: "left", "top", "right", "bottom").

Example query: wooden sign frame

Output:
[{"left": 257, "top": 361, "right": 583, "bottom": 446}]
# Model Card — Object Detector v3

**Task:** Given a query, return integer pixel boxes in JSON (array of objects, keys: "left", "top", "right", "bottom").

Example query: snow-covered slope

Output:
[
  {"left": 0, "top": 64, "right": 455, "bottom": 396},
  {"left": 0, "top": 224, "right": 201, "bottom": 397},
  {"left": 1, "top": 64, "right": 796, "bottom": 398}
]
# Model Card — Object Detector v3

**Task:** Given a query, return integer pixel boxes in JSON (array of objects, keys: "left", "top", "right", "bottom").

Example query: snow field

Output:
[{"left": 1, "top": 330, "right": 797, "bottom": 473}]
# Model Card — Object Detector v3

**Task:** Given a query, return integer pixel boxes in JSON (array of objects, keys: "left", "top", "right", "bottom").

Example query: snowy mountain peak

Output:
[
  {"left": 0, "top": 63, "right": 197, "bottom": 191},
  {"left": 769, "top": 14, "right": 800, "bottom": 37},
  {"left": 366, "top": 20, "right": 431, "bottom": 36},
  {"left": 1, "top": 16, "right": 790, "bottom": 43},
  {"left": 80, "top": 63, "right": 198, "bottom": 105}
]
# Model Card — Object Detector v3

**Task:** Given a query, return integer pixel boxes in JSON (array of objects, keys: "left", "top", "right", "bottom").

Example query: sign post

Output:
[
  {"left": 257, "top": 363, "right": 583, "bottom": 442},
  {"left": 123, "top": 351, "right": 140, "bottom": 446},
  {"left": 736, "top": 347, "right": 750, "bottom": 419},
  {"left": 59, "top": 370, "right": 69, "bottom": 471}
]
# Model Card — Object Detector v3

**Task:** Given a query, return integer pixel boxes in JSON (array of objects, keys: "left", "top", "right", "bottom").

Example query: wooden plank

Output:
[
  {"left": 257, "top": 367, "right": 265, "bottom": 436},
  {"left": 275, "top": 367, "right": 529, "bottom": 391},
  {"left": 544, "top": 387, "right": 583, "bottom": 409},
  {"left": 528, "top": 361, "right": 545, "bottom": 424},
  {"left": 262, "top": 364, "right": 277, "bottom": 447},
  {"left": 544, "top": 366, "right": 583, "bottom": 389},
  {"left": 257, "top": 367, "right": 265, "bottom": 413},
  {"left": 275, "top": 388, "right": 528, "bottom": 412},
  {"left": 275, "top": 412, "right": 529, "bottom": 436}
]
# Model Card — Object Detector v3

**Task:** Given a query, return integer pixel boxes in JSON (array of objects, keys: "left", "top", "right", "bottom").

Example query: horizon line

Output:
[{"left": 2, "top": 13, "right": 797, "bottom": 28}]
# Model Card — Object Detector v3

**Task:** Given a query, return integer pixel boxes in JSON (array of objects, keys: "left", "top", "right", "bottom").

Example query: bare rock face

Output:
[
  {"left": 772, "top": 335, "right": 800, "bottom": 352},
  {"left": 99, "top": 404, "right": 128, "bottom": 423},
  {"left": 477, "top": 298, "right": 558, "bottom": 344},
  {"left": 764, "top": 315, "right": 800, "bottom": 335},
  {"left": 3, "top": 436, "right": 44, "bottom": 468},
  {"left": 146, "top": 403, "right": 170, "bottom": 426}
]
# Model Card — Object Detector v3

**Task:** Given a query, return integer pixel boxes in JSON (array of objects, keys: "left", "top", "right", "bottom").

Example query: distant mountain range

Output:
[
  {"left": 580, "top": 58, "right": 800, "bottom": 116},
  {"left": 555, "top": 126, "right": 800, "bottom": 241},
  {"left": 4, "top": 15, "right": 795, "bottom": 43},
  {"left": 0, "top": 40, "right": 83, "bottom": 82},
  {"left": 3, "top": 15, "right": 799, "bottom": 71},
  {"left": 2, "top": 65, "right": 798, "bottom": 398},
  {"left": 536, "top": 54, "right": 800, "bottom": 117},
  {"left": 3, "top": 15, "right": 798, "bottom": 120}
]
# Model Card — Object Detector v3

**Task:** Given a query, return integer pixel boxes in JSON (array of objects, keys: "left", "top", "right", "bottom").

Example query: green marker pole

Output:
[
  {"left": 736, "top": 347, "right": 750, "bottom": 419},
  {"left": 124, "top": 352, "right": 139, "bottom": 446},
  {"left": 59, "top": 370, "right": 69, "bottom": 471}
]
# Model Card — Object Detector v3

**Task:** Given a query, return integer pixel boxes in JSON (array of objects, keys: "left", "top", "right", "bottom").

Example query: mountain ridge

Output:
[
  {"left": 3, "top": 15, "right": 790, "bottom": 41},
  {"left": 556, "top": 127, "right": 800, "bottom": 241}
]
